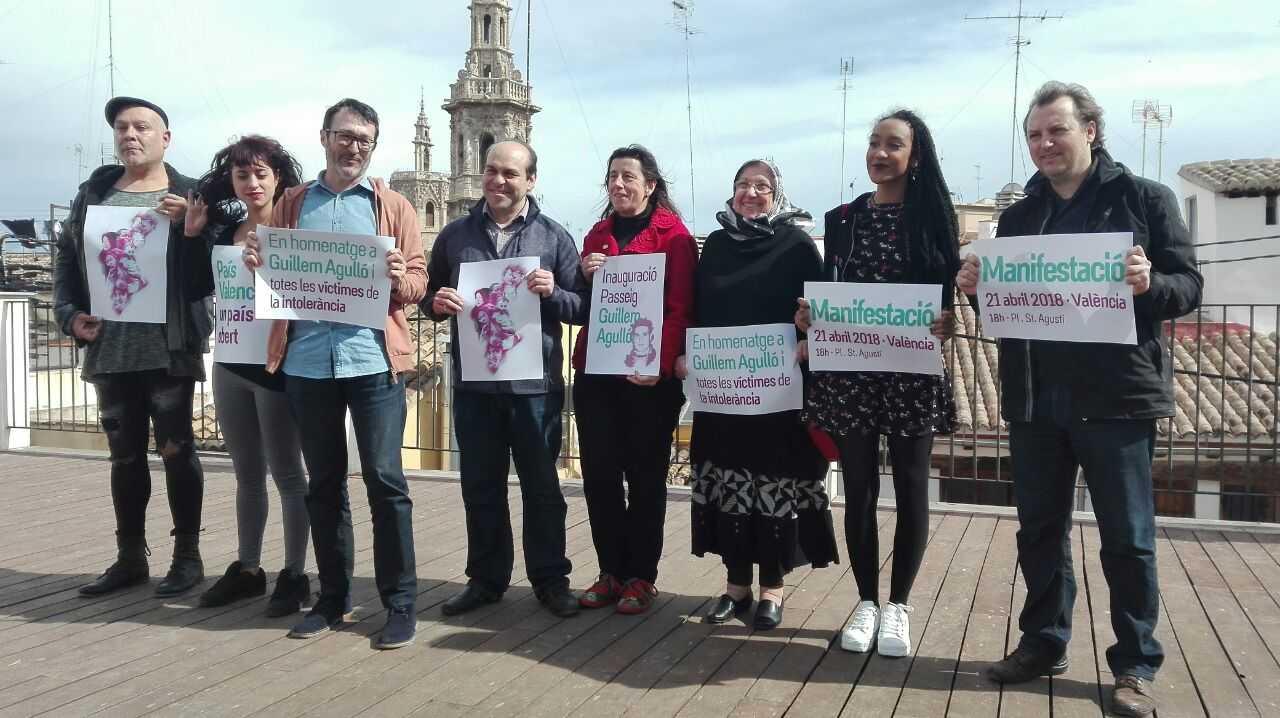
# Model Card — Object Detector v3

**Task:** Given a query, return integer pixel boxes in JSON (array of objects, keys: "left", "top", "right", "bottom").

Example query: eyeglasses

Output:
[
  {"left": 734, "top": 181, "right": 774, "bottom": 196},
  {"left": 324, "top": 129, "right": 377, "bottom": 151}
]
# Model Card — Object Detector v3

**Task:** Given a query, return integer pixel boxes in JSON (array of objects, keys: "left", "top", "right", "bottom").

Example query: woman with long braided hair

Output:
[{"left": 797, "top": 109, "right": 959, "bottom": 657}]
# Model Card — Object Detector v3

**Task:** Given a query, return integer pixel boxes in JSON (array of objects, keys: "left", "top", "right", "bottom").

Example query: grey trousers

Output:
[{"left": 212, "top": 364, "right": 309, "bottom": 573}]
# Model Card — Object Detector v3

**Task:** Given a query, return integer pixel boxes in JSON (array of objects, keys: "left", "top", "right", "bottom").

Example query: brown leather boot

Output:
[{"left": 1112, "top": 674, "right": 1156, "bottom": 717}]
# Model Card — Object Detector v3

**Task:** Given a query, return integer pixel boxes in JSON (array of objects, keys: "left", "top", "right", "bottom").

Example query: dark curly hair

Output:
[
  {"left": 195, "top": 135, "right": 304, "bottom": 226},
  {"left": 875, "top": 109, "right": 960, "bottom": 295}
]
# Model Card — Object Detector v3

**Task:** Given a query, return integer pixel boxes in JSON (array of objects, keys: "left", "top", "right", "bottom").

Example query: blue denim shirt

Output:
[{"left": 283, "top": 173, "right": 390, "bottom": 379}]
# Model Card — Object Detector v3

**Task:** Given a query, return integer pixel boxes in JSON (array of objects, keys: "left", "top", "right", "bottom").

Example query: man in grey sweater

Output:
[{"left": 424, "top": 140, "right": 586, "bottom": 618}]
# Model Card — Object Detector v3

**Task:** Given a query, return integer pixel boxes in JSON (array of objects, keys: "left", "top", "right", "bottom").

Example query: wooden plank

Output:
[
  {"left": 893, "top": 515, "right": 999, "bottom": 717},
  {"left": 1049, "top": 524, "right": 1102, "bottom": 718},
  {"left": 944, "top": 517, "right": 1019, "bottom": 718},
  {"left": 1157, "top": 528, "right": 1257, "bottom": 717},
  {"left": 1168, "top": 528, "right": 1276, "bottom": 717},
  {"left": 838, "top": 512, "right": 971, "bottom": 716}
]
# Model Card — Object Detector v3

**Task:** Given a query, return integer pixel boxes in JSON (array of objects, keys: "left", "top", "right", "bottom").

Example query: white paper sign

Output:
[
  {"left": 83, "top": 205, "right": 170, "bottom": 324},
  {"left": 970, "top": 232, "right": 1137, "bottom": 344},
  {"left": 805, "top": 281, "right": 944, "bottom": 375},
  {"left": 455, "top": 256, "right": 543, "bottom": 382},
  {"left": 253, "top": 225, "right": 392, "bottom": 330},
  {"left": 585, "top": 253, "right": 666, "bottom": 376},
  {"left": 685, "top": 323, "right": 803, "bottom": 415},
  {"left": 211, "top": 246, "right": 271, "bottom": 364}
]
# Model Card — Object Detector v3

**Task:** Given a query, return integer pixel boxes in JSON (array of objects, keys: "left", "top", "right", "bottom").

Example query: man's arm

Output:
[
  {"left": 391, "top": 197, "right": 428, "bottom": 305},
  {"left": 1134, "top": 183, "right": 1203, "bottom": 321},
  {"left": 52, "top": 191, "right": 88, "bottom": 340},
  {"left": 543, "top": 226, "right": 587, "bottom": 324},
  {"left": 422, "top": 228, "right": 453, "bottom": 322}
]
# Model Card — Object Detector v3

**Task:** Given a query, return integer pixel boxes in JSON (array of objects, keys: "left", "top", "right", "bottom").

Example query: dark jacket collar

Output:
[
  {"left": 81, "top": 162, "right": 190, "bottom": 199},
  {"left": 470, "top": 195, "right": 543, "bottom": 227}
]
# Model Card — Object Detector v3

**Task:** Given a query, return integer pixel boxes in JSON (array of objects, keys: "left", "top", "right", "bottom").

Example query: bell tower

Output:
[
  {"left": 443, "top": 0, "right": 540, "bottom": 220},
  {"left": 413, "top": 91, "right": 432, "bottom": 172}
]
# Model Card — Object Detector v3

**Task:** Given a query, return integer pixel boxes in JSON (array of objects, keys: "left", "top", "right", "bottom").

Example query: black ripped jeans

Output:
[{"left": 95, "top": 370, "right": 204, "bottom": 538}]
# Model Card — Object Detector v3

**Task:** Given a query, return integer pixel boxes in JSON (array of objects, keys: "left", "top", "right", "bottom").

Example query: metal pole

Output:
[
  {"left": 107, "top": 0, "right": 115, "bottom": 97},
  {"left": 840, "top": 59, "right": 850, "bottom": 204}
]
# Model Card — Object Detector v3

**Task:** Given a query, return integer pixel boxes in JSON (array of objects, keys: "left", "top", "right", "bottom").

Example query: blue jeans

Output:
[
  {"left": 286, "top": 373, "right": 416, "bottom": 614},
  {"left": 1009, "top": 384, "right": 1164, "bottom": 681},
  {"left": 453, "top": 390, "right": 572, "bottom": 594}
]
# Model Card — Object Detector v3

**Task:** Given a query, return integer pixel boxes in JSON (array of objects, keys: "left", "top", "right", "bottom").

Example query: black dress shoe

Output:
[
  {"left": 705, "top": 593, "right": 753, "bottom": 624},
  {"left": 537, "top": 585, "right": 580, "bottom": 618},
  {"left": 441, "top": 583, "right": 502, "bottom": 616},
  {"left": 754, "top": 599, "right": 783, "bottom": 630}
]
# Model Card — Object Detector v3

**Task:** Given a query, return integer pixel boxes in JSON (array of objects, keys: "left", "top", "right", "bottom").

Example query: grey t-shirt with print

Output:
[{"left": 81, "top": 187, "right": 200, "bottom": 382}]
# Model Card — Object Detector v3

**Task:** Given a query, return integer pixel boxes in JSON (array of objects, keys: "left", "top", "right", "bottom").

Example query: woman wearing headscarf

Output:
[{"left": 678, "top": 159, "right": 838, "bottom": 630}]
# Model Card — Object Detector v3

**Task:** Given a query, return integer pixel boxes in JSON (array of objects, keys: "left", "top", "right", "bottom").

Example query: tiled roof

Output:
[
  {"left": 1178, "top": 159, "right": 1280, "bottom": 195},
  {"left": 947, "top": 303, "right": 1278, "bottom": 440}
]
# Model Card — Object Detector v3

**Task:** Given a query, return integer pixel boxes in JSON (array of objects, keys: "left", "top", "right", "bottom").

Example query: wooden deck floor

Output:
[{"left": 1, "top": 451, "right": 1279, "bottom": 717}]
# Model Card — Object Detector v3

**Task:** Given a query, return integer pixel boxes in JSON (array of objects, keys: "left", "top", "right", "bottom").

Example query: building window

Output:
[
  {"left": 500, "top": 17, "right": 507, "bottom": 45},
  {"left": 483, "top": 65, "right": 492, "bottom": 78},
  {"left": 479, "top": 133, "right": 496, "bottom": 167},
  {"left": 483, "top": 14, "right": 492, "bottom": 43},
  {"left": 1267, "top": 194, "right": 1277, "bottom": 226},
  {"left": 425, "top": 202, "right": 436, "bottom": 228},
  {"left": 1185, "top": 196, "right": 1197, "bottom": 242}
]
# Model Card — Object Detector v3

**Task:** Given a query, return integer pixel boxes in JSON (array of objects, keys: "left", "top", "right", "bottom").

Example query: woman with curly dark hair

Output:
[
  {"left": 183, "top": 135, "right": 313, "bottom": 615},
  {"left": 797, "top": 109, "right": 960, "bottom": 657}
]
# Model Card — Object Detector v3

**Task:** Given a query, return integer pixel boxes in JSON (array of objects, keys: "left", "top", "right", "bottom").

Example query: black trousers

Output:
[
  {"left": 95, "top": 370, "right": 204, "bottom": 538},
  {"left": 838, "top": 430, "right": 933, "bottom": 605},
  {"left": 573, "top": 374, "right": 684, "bottom": 584}
]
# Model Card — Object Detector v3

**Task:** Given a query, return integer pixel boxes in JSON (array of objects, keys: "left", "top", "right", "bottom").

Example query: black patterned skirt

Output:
[
  {"left": 689, "top": 410, "right": 839, "bottom": 576},
  {"left": 805, "top": 370, "right": 956, "bottom": 438}
]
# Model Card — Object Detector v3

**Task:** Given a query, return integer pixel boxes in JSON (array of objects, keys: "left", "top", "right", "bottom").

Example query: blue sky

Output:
[{"left": 1, "top": 0, "right": 1277, "bottom": 238}]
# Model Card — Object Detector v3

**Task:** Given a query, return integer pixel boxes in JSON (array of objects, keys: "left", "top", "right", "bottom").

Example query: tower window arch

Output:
[
  {"left": 500, "top": 17, "right": 507, "bottom": 45},
  {"left": 483, "top": 15, "right": 492, "bottom": 43},
  {"left": 424, "top": 201, "right": 436, "bottom": 228},
  {"left": 479, "top": 132, "right": 496, "bottom": 168},
  {"left": 483, "top": 65, "right": 492, "bottom": 78}
]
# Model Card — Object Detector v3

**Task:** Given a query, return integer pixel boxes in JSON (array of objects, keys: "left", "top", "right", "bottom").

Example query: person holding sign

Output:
[
  {"left": 796, "top": 110, "right": 959, "bottom": 658},
  {"left": 681, "top": 159, "right": 837, "bottom": 631},
  {"left": 424, "top": 141, "right": 587, "bottom": 620},
  {"left": 571, "top": 145, "right": 697, "bottom": 614},
  {"left": 183, "top": 136, "right": 313, "bottom": 616},
  {"left": 242, "top": 99, "right": 427, "bottom": 650},
  {"left": 54, "top": 96, "right": 214, "bottom": 598},
  {"left": 956, "top": 82, "right": 1201, "bottom": 717}
]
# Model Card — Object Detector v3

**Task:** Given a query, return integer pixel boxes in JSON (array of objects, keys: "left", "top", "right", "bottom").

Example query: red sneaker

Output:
[
  {"left": 616, "top": 578, "right": 658, "bottom": 615},
  {"left": 579, "top": 573, "right": 622, "bottom": 609}
]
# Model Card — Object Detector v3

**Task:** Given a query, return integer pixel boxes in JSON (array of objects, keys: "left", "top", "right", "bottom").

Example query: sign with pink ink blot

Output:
[
  {"left": 82, "top": 205, "right": 170, "bottom": 324},
  {"left": 455, "top": 256, "right": 543, "bottom": 382}
]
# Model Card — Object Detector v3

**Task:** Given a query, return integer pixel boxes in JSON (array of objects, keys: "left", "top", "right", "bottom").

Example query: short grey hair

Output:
[{"left": 1023, "top": 81, "right": 1106, "bottom": 149}]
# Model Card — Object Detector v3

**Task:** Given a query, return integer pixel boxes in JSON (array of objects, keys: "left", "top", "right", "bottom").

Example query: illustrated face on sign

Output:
[
  {"left": 632, "top": 321, "right": 653, "bottom": 354},
  {"left": 232, "top": 160, "right": 279, "bottom": 212}
]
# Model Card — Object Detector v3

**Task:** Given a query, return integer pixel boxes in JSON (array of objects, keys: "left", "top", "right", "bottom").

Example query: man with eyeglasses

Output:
[{"left": 244, "top": 98, "right": 427, "bottom": 649}]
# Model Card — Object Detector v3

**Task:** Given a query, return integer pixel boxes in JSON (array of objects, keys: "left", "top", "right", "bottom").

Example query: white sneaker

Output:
[
  {"left": 840, "top": 600, "right": 879, "bottom": 653},
  {"left": 877, "top": 602, "right": 912, "bottom": 657}
]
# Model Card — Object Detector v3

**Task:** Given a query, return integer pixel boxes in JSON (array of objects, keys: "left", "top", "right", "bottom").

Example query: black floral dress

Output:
[{"left": 805, "top": 201, "right": 956, "bottom": 438}]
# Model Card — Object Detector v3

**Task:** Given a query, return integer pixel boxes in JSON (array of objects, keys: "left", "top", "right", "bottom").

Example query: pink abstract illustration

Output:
[
  {"left": 469, "top": 265, "right": 527, "bottom": 373},
  {"left": 97, "top": 211, "right": 160, "bottom": 315}
]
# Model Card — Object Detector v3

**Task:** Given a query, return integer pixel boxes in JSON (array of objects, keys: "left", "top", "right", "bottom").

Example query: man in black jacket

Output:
[
  {"left": 957, "top": 82, "right": 1202, "bottom": 718},
  {"left": 54, "top": 97, "right": 214, "bottom": 598}
]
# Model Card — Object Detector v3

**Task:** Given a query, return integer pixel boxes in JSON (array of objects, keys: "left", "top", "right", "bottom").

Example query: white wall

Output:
[{"left": 1182, "top": 178, "right": 1280, "bottom": 328}]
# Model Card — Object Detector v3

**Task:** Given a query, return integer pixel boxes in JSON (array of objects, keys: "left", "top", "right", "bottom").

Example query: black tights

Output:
[
  {"left": 838, "top": 430, "right": 933, "bottom": 604},
  {"left": 726, "top": 559, "right": 783, "bottom": 589}
]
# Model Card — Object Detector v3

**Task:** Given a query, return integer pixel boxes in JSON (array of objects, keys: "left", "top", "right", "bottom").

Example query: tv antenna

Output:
[
  {"left": 839, "top": 58, "right": 854, "bottom": 204},
  {"left": 672, "top": 1, "right": 700, "bottom": 232},
  {"left": 1131, "top": 100, "right": 1173, "bottom": 181},
  {"left": 966, "top": 0, "right": 1063, "bottom": 182}
]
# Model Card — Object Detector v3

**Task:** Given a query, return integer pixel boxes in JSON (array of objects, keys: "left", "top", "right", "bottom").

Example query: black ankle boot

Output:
[
  {"left": 79, "top": 535, "right": 150, "bottom": 596},
  {"left": 266, "top": 569, "right": 312, "bottom": 617},
  {"left": 155, "top": 532, "right": 204, "bottom": 597}
]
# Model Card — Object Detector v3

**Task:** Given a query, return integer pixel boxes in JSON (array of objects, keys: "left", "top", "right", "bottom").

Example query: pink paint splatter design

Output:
[
  {"left": 469, "top": 265, "right": 527, "bottom": 373},
  {"left": 98, "top": 211, "right": 160, "bottom": 315}
]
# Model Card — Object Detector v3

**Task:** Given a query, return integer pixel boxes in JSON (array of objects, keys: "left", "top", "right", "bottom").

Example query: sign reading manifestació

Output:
[{"left": 804, "top": 281, "right": 943, "bottom": 375}]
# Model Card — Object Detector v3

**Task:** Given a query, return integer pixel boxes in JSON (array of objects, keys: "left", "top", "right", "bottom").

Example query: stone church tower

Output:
[
  {"left": 389, "top": 93, "right": 450, "bottom": 250},
  {"left": 443, "top": 0, "right": 540, "bottom": 220}
]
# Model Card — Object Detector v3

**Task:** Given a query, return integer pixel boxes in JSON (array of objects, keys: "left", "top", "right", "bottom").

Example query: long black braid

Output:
[{"left": 878, "top": 109, "right": 961, "bottom": 303}]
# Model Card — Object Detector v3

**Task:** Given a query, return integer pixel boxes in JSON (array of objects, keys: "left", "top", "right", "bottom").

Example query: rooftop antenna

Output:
[
  {"left": 965, "top": 0, "right": 1062, "bottom": 182},
  {"left": 107, "top": 0, "right": 115, "bottom": 97},
  {"left": 72, "top": 144, "right": 87, "bottom": 184},
  {"left": 974, "top": 163, "right": 983, "bottom": 201},
  {"left": 839, "top": 58, "right": 854, "bottom": 204},
  {"left": 672, "top": 1, "right": 700, "bottom": 232},
  {"left": 1131, "top": 99, "right": 1173, "bottom": 181},
  {"left": 525, "top": 0, "right": 532, "bottom": 91}
]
